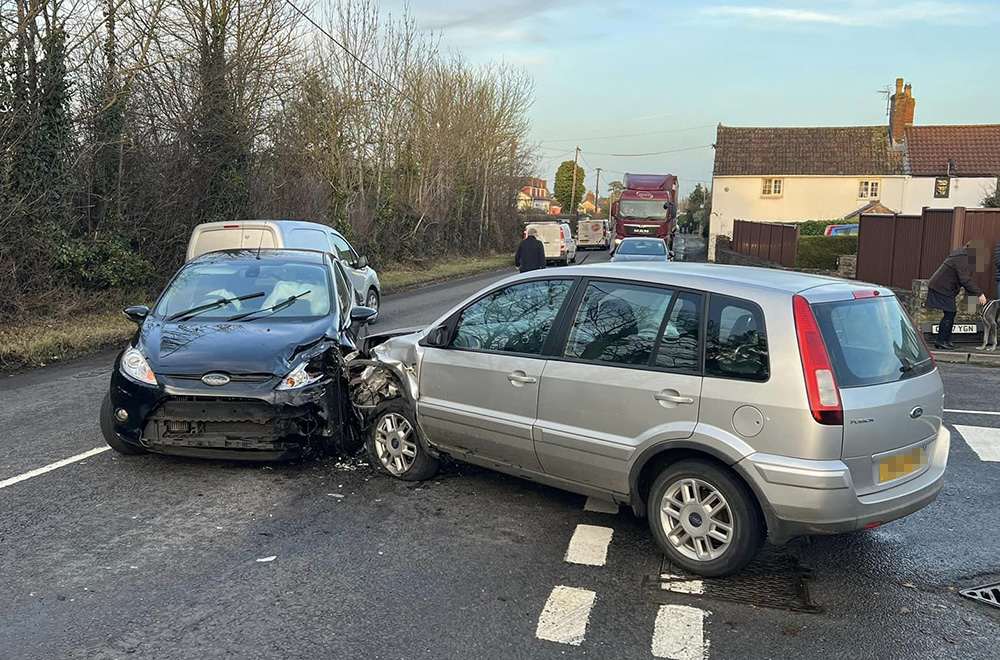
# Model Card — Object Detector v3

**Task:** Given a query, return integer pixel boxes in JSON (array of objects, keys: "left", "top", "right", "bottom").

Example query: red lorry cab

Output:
[{"left": 611, "top": 173, "right": 678, "bottom": 250}]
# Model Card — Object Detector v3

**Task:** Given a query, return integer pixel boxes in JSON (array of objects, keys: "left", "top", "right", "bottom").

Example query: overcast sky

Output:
[{"left": 375, "top": 1, "right": 1000, "bottom": 196}]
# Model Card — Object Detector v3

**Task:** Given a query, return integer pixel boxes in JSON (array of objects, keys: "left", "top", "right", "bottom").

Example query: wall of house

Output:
[
  {"left": 898, "top": 177, "right": 996, "bottom": 215},
  {"left": 708, "top": 175, "right": 908, "bottom": 259}
]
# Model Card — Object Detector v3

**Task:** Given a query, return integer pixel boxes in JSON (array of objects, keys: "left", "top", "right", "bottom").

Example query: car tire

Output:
[
  {"left": 365, "top": 287, "right": 380, "bottom": 324},
  {"left": 647, "top": 459, "right": 763, "bottom": 577},
  {"left": 570, "top": 253, "right": 577, "bottom": 264},
  {"left": 366, "top": 400, "right": 438, "bottom": 481},
  {"left": 100, "top": 393, "right": 147, "bottom": 456}
]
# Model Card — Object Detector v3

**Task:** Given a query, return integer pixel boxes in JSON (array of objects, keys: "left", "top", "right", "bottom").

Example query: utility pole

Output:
[
  {"left": 594, "top": 167, "right": 602, "bottom": 218},
  {"left": 570, "top": 146, "right": 580, "bottom": 217}
]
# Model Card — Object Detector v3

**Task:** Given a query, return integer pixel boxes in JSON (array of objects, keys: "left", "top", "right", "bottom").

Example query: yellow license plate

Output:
[{"left": 878, "top": 447, "right": 927, "bottom": 483}]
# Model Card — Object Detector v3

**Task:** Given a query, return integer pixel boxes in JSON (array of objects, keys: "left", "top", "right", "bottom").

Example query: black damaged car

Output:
[{"left": 100, "top": 249, "right": 377, "bottom": 460}]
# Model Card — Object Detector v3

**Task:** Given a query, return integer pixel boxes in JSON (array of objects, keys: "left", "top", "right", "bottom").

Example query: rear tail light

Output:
[
  {"left": 793, "top": 295, "right": 843, "bottom": 425},
  {"left": 560, "top": 227, "right": 566, "bottom": 250}
]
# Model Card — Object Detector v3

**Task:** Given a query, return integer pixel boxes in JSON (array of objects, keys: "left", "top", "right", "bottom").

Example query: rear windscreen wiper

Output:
[
  {"left": 167, "top": 291, "right": 265, "bottom": 322},
  {"left": 228, "top": 290, "right": 311, "bottom": 322}
]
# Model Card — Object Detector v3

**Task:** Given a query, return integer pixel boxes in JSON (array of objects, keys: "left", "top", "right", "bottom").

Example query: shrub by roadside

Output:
[
  {"left": 796, "top": 235, "right": 858, "bottom": 270},
  {"left": 0, "top": 253, "right": 514, "bottom": 373}
]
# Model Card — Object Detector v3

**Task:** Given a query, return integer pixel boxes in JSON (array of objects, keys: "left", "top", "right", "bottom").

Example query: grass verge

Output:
[
  {"left": 0, "top": 253, "right": 513, "bottom": 373},
  {"left": 380, "top": 253, "right": 511, "bottom": 294}
]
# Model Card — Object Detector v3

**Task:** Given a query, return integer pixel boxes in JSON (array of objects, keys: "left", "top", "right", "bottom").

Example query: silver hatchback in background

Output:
[{"left": 356, "top": 263, "right": 949, "bottom": 576}]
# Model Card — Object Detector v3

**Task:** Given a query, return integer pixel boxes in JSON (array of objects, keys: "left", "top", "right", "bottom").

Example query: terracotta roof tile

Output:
[
  {"left": 713, "top": 125, "right": 905, "bottom": 176},
  {"left": 905, "top": 124, "right": 1000, "bottom": 176}
]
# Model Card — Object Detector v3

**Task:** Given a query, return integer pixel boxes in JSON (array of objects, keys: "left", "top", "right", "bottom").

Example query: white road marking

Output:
[
  {"left": 652, "top": 604, "right": 708, "bottom": 660},
  {"left": 945, "top": 408, "right": 1000, "bottom": 417},
  {"left": 535, "top": 585, "right": 596, "bottom": 646},
  {"left": 564, "top": 524, "right": 614, "bottom": 566},
  {"left": 954, "top": 425, "right": 1000, "bottom": 461},
  {"left": 660, "top": 573, "right": 705, "bottom": 595},
  {"left": 0, "top": 446, "right": 110, "bottom": 490},
  {"left": 583, "top": 497, "right": 620, "bottom": 514}
]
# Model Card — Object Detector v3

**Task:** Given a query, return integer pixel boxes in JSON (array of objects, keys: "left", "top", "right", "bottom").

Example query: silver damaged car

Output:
[{"left": 352, "top": 263, "right": 949, "bottom": 576}]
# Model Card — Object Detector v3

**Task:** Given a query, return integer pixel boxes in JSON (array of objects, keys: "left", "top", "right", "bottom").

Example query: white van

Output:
[
  {"left": 577, "top": 217, "right": 610, "bottom": 250},
  {"left": 186, "top": 220, "right": 382, "bottom": 319},
  {"left": 524, "top": 221, "right": 577, "bottom": 266}
]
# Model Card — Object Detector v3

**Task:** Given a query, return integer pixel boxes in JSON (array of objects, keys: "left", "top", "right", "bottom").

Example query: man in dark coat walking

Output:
[
  {"left": 926, "top": 242, "right": 986, "bottom": 349},
  {"left": 515, "top": 227, "right": 546, "bottom": 273}
]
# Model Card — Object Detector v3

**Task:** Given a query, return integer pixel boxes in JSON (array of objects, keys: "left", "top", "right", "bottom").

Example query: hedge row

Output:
[
  {"left": 796, "top": 235, "right": 858, "bottom": 270},
  {"left": 796, "top": 220, "right": 850, "bottom": 236}
]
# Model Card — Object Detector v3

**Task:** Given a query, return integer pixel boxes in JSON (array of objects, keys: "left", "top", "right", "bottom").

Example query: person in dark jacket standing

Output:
[
  {"left": 515, "top": 227, "right": 546, "bottom": 273},
  {"left": 926, "top": 242, "right": 986, "bottom": 349}
]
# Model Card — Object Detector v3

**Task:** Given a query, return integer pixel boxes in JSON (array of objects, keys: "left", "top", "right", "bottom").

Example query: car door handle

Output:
[
  {"left": 507, "top": 372, "right": 537, "bottom": 384},
  {"left": 653, "top": 392, "right": 693, "bottom": 405}
]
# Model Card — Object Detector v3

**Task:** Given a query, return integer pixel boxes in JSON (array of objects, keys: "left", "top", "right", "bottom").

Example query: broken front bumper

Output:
[{"left": 109, "top": 357, "right": 349, "bottom": 461}]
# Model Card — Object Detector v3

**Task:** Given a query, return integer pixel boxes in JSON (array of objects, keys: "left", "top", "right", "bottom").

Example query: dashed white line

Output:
[
  {"left": 954, "top": 425, "right": 1000, "bottom": 461},
  {"left": 660, "top": 573, "right": 705, "bottom": 595},
  {"left": 583, "top": 496, "right": 620, "bottom": 514},
  {"left": 535, "top": 585, "right": 596, "bottom": 646},
  {"left": 564, "top": 524, "right": 614, "bottom": 566},
  {"left": 652, "top": 604, "right": 708, "bottom": 660},
  {"left": 0, "top": 446, "right": 110, "bottom": 490}
]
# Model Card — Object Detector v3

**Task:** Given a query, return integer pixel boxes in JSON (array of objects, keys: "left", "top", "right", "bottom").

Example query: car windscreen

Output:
[
  {"left": 155, "top": 259, "right": 334, "bottom": 320},
  {"left": 618, "top": 200, "right": 666, "bottom": 219},
  {"left": 811, "top": 296, "right": 933, "bottom": 388},
  {"left": 617, "top": 239, "right": 666, "bottom": 255}
]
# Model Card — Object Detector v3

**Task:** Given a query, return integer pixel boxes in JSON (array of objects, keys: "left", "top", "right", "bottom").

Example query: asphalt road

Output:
[{"left": 3, "top": 245, "right": 1000, "bottom": 660}]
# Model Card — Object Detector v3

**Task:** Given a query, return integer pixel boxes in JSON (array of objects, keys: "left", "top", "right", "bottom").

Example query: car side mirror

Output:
[
  {"left": 123, "top": 305, "right": 149, "bottom": 326},
  {"left": 355, "top": 255, "right": 369, "bottom": 269},
  {"left": 421, "top": 324, "right": 450, "bottom": 348},
  {"left": 350, "top": 306, "right": 378, "bottom": 327}
]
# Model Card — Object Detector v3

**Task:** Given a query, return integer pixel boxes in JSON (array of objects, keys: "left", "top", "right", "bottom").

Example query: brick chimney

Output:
[{"left": 889, "top": 77, "right": 915, "bottom": 145}]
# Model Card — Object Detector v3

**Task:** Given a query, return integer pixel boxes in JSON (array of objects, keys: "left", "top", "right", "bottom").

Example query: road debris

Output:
[{"left": 256, "top": 556, "right": 277, "bottom": 563}]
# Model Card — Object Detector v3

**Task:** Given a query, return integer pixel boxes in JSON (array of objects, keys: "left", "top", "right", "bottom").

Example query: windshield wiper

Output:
[
  {"left": 228, "top": 290, "right": 311, "bottom": 322},
  {"left": 167, "top": 291, "right": 265, "bottom": 322}
]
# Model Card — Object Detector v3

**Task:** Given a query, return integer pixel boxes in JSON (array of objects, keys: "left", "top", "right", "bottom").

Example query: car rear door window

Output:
[
  {"left": 705, "top": 295, "right": 768, "bottom": 381},
  {"left": 450, "top": 280, "right": 572, "bottom": 355},
  {"left": 563, "top": 281, "right": 674, "bottom": 366},
  {"left": 654, "top": 291, "right": 702, "bottom": 372}
]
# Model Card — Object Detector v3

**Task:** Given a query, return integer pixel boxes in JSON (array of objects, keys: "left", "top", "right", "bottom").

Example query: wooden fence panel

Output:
[
  {"left": 731, "top": 220, "right": 798, "bottom": 268},
  {"left": 856, "top": 214, "right": 895, "bottom": 286},
  {"left": 890, "top": 215, "right": 924, "bottom": 289}
]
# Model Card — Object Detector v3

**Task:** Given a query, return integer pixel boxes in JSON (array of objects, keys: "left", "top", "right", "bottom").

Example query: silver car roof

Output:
[{"left": 533, "top": 262, "right": 887, "bottom": 297}]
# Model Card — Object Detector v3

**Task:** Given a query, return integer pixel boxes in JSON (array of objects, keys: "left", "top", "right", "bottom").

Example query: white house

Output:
[{"left": 709, "top": 78, "right": 1000, "bottom": 260}]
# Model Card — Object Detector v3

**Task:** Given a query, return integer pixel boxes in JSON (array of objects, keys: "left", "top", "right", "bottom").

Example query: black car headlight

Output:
[{"left": 121, "top": 347, "right": 157, "bottom": 385}]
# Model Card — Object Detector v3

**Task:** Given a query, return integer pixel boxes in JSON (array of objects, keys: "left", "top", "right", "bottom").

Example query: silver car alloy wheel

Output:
[
  {"left": 366, "top": 290, "right": 379, "bottom": 312},
  {"left": 374, "top": 412, "right": 417, "bottom": 476},
  {"left": 660, "top": 477, "right": 734, "bottom": 562}
]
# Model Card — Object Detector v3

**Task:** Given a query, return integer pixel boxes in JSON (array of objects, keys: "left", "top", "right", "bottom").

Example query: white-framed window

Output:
[
  {"left": 859, "top": 180, "right": 881, "bottom": 199},
  {"left": 761, "top": 178, "right": 783, "bottom": 197}
]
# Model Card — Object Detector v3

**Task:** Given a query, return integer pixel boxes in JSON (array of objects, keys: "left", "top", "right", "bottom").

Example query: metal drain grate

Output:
[
  {"left": 960, "top": 582, "right": 1000, "bottom": 609},
  {"left": 651, "top": 548, "right": 822, "bottom": 613}
]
